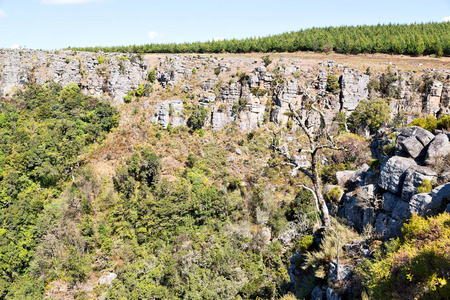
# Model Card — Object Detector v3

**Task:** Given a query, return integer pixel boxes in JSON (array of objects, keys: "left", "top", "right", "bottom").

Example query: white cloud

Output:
[
  {"left": 0, "top": 9, "right": 8, "bottom": 18},
  {"left": 10, "top": 44, "right": 20, "bottom": 49},
  {"left": 148, "top": 31, "right": 163, "bottom": 40},
  {"left": 443, "top": 16, "right": 450, "bottom": 22},
  {"left": 41, "top": 0, "right": 107, "bottom": 4}
]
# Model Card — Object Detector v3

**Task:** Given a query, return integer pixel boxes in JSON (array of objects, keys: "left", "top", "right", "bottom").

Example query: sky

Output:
[{"left": 0, "top": 0, "right": 449, "bottom": 50}]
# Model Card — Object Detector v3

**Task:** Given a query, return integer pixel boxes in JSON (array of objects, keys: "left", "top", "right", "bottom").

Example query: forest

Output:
[{"left": 68, "top": 22, "right": 450, "bottom": 56}]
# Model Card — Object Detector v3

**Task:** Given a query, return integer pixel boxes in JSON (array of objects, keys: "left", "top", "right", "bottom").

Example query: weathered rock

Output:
[
  {"left": 409, "top": 193, "right": 434, "bottom": 216},
  {"left": 336, "top": 171, "right": 355, "bottom": 188},
  {"left": 395, "top": 126, "right": 435, "bottom": 157},
  {"left": 151, "top": 100, "right": 184, "bottom": 129},
  {"left": 340, "top": 71, "right": 369, "bottom": 111},
  {"left": 382, "top": 192, "right": 402, "bottom": 212},
  {"left": 380, "top": 156, "right": 417, "bottom": 194},
  {"left": 311, "top": 286, "right": 325, "bottom": 300},
  {"left": 329, "top": 261, "right": 352, "bottom": 281},
  {"left": 401, "top": 166, "right": 437, "bottom": 201},
  {"left": 425, "top": 80, "right": 443, "bottom": 115},
  {"left": 425, "top": 133, "right": 450, "bottom": 165},
  {"left": 98, "top": 273, "right": 117, "bottom": 285},
  {"left": 431, "top": 183, "right": 450, "bottom": 208},
  {"left": 391, "top": 199, "right": 410, "bottom": 221}
]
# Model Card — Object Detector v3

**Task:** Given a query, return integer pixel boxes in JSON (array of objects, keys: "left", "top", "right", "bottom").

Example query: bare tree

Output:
[{"left": 267, "top": 88, "right": 343, "bottom": 228}]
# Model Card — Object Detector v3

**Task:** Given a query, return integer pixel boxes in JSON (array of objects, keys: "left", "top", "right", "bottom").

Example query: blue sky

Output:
[{"left": 0, "top": 0, "right": 449, "bottom": 50}]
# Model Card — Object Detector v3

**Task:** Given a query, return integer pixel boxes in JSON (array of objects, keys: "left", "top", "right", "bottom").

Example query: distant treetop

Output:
[{"left": 68, "top": 22, "right": 450, "bottom": 57}]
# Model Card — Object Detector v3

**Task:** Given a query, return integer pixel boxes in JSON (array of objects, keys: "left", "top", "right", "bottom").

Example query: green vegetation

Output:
[
  {"left": 358, "top": 213, "right": 450, "bottom": 299},
  {"left": 69, "top": 22, "right": 450, "bottom": 56},
  {"left": 0, "top": 83, "right": 118, "bottom": 298},
  {"left": 326, "top": 74, "right": 340, "bottom": 94},
  {"left": 409, "top": 114, "right": 450, "bottom": 132},
  {"left": 348, "top": 98, "right": 391, "bottom": 134}
]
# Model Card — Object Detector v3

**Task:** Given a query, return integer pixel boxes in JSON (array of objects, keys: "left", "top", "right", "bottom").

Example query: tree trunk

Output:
[{"left": 312, "top": 152, "right": 331, "bottom": 227}]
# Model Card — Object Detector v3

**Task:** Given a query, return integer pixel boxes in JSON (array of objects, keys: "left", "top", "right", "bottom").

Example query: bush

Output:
[
  {"left": 187, "top": 105, "right": 208, "bottom": 130},
  {"left": 147, "top": 69, "right": 156, "bottom": 83},
  {"left": 214, "top": 67, "right": 221, "bottom": 76},
  {"left": 262, "top": 55, "right": 272, "bottom": 67},
  {"left": 348, "top": 98, "right": 391, "bottom": 134},
  {"left": 326, "top": 74, "right": 340, "bottom": 94},
  {"left": 358, "top": 213, "right": 450, "bottom": 300}
]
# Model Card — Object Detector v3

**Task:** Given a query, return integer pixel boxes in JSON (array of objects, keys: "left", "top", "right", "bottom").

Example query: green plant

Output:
[
  {"left": 97, "top": 55, "right": 105, "bottom": 64},
  {"left": 262, "top": 55, "right": 272, "bottom": 67},
  {"left": 147, "top": 68, "right": 156, "bottom": 83},
  {"left": 326, "top": 186, "right": 343, "bottom": 203},
  {"left": 417, "top": 178, "right": 433, "bottom": 193},
  {"left": 214, "top": 67, "right": 221, "bottom": 76},
  {"left": 187, "top": 105, "right": 208, "bottom": 130},
  {"left": 326, "top": 74, "right": 340, "bottom": 94},
  {"left": 348, "top": 98, "right": 391, "bottom": 134}
]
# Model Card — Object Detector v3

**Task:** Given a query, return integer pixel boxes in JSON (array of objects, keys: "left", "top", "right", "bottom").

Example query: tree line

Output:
[{"left": 68, "top": 22, "right": 450, "bottom": 56}]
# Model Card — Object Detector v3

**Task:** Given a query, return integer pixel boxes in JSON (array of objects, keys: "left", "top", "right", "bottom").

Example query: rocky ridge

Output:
[{"left": 2, "top": 49, "right": 450, "bottom": 133}]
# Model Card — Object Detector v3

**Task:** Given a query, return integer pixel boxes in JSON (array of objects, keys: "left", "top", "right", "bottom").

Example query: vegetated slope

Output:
[{"left": 69, "top": 22, "right": 450, "bottom": 56}]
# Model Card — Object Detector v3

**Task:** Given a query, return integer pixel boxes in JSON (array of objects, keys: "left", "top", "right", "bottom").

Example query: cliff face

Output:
[{"left": 1, "top": 49, "right": 450, "bottom": 132}]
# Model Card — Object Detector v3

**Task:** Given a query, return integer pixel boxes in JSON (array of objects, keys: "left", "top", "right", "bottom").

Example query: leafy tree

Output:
[
  {"left": 348, "top": 98, "right": 391, "bottom": 134},
  {"left": 187, "top": 105, "right": 209, "bottom": 130}
]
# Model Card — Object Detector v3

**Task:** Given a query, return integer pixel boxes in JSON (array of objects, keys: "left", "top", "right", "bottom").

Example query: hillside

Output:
[
  {"left": 68, "top": 22, "right": 450, "bottom": 57},
  {"left": 0, "top": 49, "right": 449, "bottom": 299}
]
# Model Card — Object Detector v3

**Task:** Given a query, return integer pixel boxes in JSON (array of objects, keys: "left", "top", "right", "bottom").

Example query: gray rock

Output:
[
  {"left": 375, "top": 213, "right": 388, "bottom": 235},
  {"left": 385, "top": 217, "right": 403, "bottom": 238},
  {"left": 383, "top": 192, "right": 402, "bottom": 212},
  {"left": 340, "top": 72, "right": 369, "bottom": 111},
  {"left": 431, "top": 183, "right": 450, "bottom": 209},
  {"left": 391, "top": 200, "right": 410, "bottom": 221},
  {"left": 329, "top": 260, "right": 352, "bottom": 281},
  {"left": 395, "top": 126, "right": 435, "bottom": 157},
  {"left": 336, "top": 170, "right": 356, "bottom": 188},
  {"left": 425, "top": 134, "right": 450, "bottom": 165},
  {"left": 98, "top": 273, "right": 117, "bottom": 285},
  {"left": 401, "top": 166, "right": 437, "bottom": 201},
  {"left": 446, "top": 204, "right": 450, "bottom": 213},
  {"left": 409, "top": 193, "right": 434, "bottom": 216},
  {"left": 380, "top": 156, "right": 417, "bottom": 195},
  {"left": 311, "top": 286, "right": 325, "bottom": 300}
]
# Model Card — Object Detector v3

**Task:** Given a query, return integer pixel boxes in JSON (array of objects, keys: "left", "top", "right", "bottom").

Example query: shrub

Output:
[
  {"left": 262, "top": 55, "right": 272, "bottom": 67},
  {"left": 147, "top": 69, "right": 156, "bottom": 83},
  {"left": 187, "top": 105, "right": 208, "bottom": 130},
  {"left": 408, "top": 115, "right": 437, "bottom": 132},
  {"left": 417, "top": 178, "right": 433, "bottom": 193},
  {"left": 97, "top": 55, "right": 105, "bottom": 64},
  {"left": 326, "top": 74, "right": 340, "bottom": 94},
  {"left": 348, "top": 98, "right": 391, "bottom": 134},
  {"left": 326, "top": 186, "right": 343, "bottom": 203},
  {"left": 214, "top": 67, "right": 221, "bottom": 76}
]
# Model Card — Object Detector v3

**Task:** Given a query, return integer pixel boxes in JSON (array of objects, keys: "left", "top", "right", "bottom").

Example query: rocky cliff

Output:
[{"left": 2, "top": 49, "right": 450, "bottom": 133}]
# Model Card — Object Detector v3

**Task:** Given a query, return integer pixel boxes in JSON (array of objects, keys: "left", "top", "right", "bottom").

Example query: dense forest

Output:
[{"left": 69, "top": 22, "right": 450, "bottom": 56}]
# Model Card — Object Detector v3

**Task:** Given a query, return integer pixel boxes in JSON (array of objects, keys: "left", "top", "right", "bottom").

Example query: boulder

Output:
[
  {"left": 431, "top": 183, "right": 450, "bottom": 208},
  {"left": 425, "top": 134, "right": 450, "bottom": 165},
  {"left": 382, "top": 192, "right": 402, "bottom": 212},
  {"left": 401, "top": 166, "right": 437, "bottom": 201},
  {"left": 395, "top": 126, "right": 435, "bottom": 157},
  {"left": 340, "top": 72, "right": 369, "bottom": 111},
  {"left": 336, "top": 170, "right": 355, "bottom": 188},
  {"left": 409, "top": 193, "right": 434, "bottom": 216},
  {"left": 380, "top": 156, "right": 417, "bottom": 195}
]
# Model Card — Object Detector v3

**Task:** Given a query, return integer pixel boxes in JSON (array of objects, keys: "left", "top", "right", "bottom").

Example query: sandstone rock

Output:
[
  {"left": 408, "top": 193, "right": 434, "bottom": 216},
  {"left": 340, "top": 72, "right": 369, "bottom": 111},
  {"left": 380, "top": 156, "right": 417, "bottom": 194},
  {"left": 391, "top": 199, "right": 410, "bottom": 221},
  {"left": 336, "top": 171, "right": 355, "bottom": 188},
  {"left": 382, "top": 192, "right": 402, "bottom": 212},
  {"left": 431, "top": 183, "right": 450, "bottom": 208},
  {"left": 395, "top": 126, "right": 435, "bottom": 157},
  {"left": 401, "top": 166, "right": 437, "bottom": 201},
  {"left": 425, "top": 133, "right": 450, "bottom": 165},
  {"left": 425, "top": 80, "right": 443, "bottom": 115},
  {"left": 98, "top": 273, "right": 117, "bottom": 285}
]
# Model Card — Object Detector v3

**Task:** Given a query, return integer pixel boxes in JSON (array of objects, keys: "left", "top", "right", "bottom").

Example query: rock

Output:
[
  {"left": 425, "top": 80, "right": 443, "bottom": 115},
  {"left": 395, "top": 126, "right": 435, "bottom": 158},
  {"left": 211, "top": 110, "right": 230, "bottom": 132},
  {"left": 385, "top": 217, "right": 403, "bottom": 238},
  {"left": 431, "top": 183, "right": 450, "bottom": 208},
  {"left": 391, "top": 200, "right": 410, "bottom": 221},
  {"left": 340, "top": 72, "right": 369, "bottom": 111},
  {"left": 409, "top": 193, "right": 434, "bottom": 216},
  {"left": 382, "top": 192, "right": 402, "bottom": 212},
  {"left": 329, "top": 260, "right": 352, "bottom": 281},
  {"left": 235, "top": 148, "right": 243, "bottom": 155},
  {"left": 425, "top": 134, "right": 450, "bottom": 165},
  {"left": 446, "top": 204, "right": 450, "bottom": 213},
  {"left": 401, "top": 166, "right": 437, "bottom": 201},
  {"left": 311, "top": 286, "right": 325, "bottom": 300},
  {"left": 336, "top": 171, "right": 355, "bottom": 188},
  {"left": 380, "top": 156, "right": 417, "bottom": 195},
  {"left": 151, "top": 100, "right": 184, "bottom": 129},
  {"left": 98, "top": 273, "right": 117, "bottom": 285},
  {"left": 375, "top": 213, "right": 388, "bottom": 236}
]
